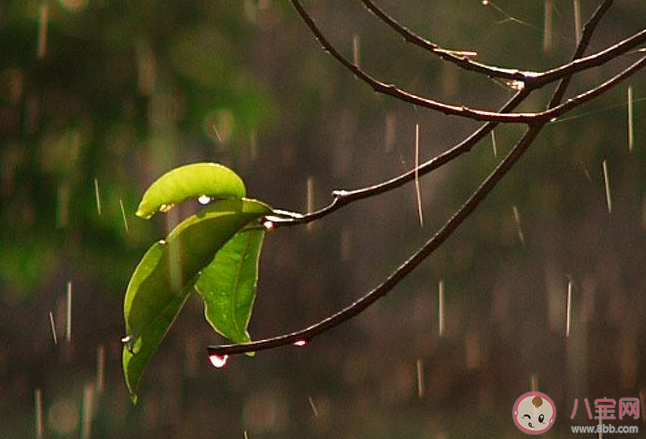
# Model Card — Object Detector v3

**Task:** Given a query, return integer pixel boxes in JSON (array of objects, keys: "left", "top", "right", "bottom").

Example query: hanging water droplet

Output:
[
  {"left": 208, "top": 354, "right": 229, "bottom": 369},
  {"left": 293, "top": 340, "right": 307, "bottom": 347},
  {"left": 263, "top": 220, "right": 274, "bottom": 231},
  {"left": 198, "top": 195, "right": 211, "bottom": 205},
  {"left": 505, "top": 80, "right": 525, "bottom": 91},
  {"left": 120, "top": 335, "right": 141, "bottom": 354},
  {"left": 159, "top": 203, "right": 175, "bottom": 213},
  {"left": 158, "top": 239, "right": 167, "bottom": 245}
]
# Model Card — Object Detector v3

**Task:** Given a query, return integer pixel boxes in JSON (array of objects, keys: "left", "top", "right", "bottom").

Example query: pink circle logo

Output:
[{"left": 512, "top": 392, "right": 556, "bottom": 435}]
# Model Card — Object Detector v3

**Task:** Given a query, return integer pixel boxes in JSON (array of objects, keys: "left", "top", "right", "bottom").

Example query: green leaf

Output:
[
  {"left": 195, "top": 229, "right": 265, "bottom": 348},
  {"left": 123, "top": 198, "right": 271, "bottom": 403},
  {"left": 136, "top": 162, "right": 247, "bottom": 219}
]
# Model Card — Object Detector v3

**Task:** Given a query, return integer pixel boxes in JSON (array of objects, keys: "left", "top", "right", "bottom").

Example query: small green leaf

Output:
[
  {"left": 136, "top": 162, "right": 247, "bottom": 219},
  {"left": 123, "top": 198, "right": 271, "bottom": 403},
  {"left": 195, "top": 229, "right": 265, "bottom": 348}
]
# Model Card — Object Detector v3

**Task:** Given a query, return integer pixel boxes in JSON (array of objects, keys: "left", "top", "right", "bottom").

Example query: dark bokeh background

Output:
[{"left": 1, "top": 0, "right": 645, "bottom": 438}]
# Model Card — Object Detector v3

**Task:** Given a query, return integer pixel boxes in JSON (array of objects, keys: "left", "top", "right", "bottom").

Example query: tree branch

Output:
[
  {"left": 288, "top": 0, "right": 645, "bottom": 124},
  {"left": 270, "top": 88, "right": 530, "bottom": 227},
  {"left": 359, "top": 0, "right": 645, "bottom": 92},
  {"left": 358, "top": 0, "right": 535, "bottom": 82},
  {"left": 208, "top": 56, "right": 643, "bottom": 357},
  {"left": 208, "top": 0, "right": 641, "bottom": 356}
]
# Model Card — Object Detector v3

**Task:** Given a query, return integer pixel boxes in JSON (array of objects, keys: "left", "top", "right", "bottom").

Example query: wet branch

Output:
[
  {"left": 208, "top": 0, "right": 642, "bottom": 356},
  {"left": 289, "top": 0, "right": 645, "bottom": 124},
  {"left": 359, "top": 0, "right": 644, "bottom": 90},
  {"left": 270, "top": 0, "right": 628, "bottom": 228},
  {"left": 208, "top": 56, "right": 644, "bottom": 357}
]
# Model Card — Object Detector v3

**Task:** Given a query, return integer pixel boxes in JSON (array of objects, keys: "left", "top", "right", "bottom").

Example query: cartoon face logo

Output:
[{"left": 513, "top": 392, "right": 556, "bottom": 435}]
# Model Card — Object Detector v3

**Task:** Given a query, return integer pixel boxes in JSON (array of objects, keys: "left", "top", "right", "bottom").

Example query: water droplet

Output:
[
  {"left": 263, "top": 220, "right": 274, "bottom": 231},
  {"left": 332, "top": 190, "right": 349, "bottom": 198},
  {"left": 208, "top": 354, "right": 229, "bottom": 369},
  {"left": 159, "top": 203, "right": 175, "bottom": 213},
  {"left": 505, "top": 80, "right": 525, "bottom": 91},
  {"left": 158, "top": 239, "right": 167, "bottom": 245},
  {"left": 293, "top": 340, "right": 307, "bottom": 347},
  {"left": 198, "top": 195, "right": 211, "bottom": 205},
  {"left": 120, "top": 335, "right": 141, "bottom": 354}
]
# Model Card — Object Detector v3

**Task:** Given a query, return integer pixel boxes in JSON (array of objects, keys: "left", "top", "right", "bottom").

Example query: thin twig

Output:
[
  {"left": 271, "top": 0, "right": 625, "bottom": 228},
  {"left": 210, "top": 56, "right": 643, "bottom": 356},
  {"left": 272, "top": 88, "right": 529, "bottom": 227},
  {"left": 358, "top": 0, "right": 534, "bottom": 82},
  {"left": 359, "top": 0, "right": 632, "bottom": 91},
  {"left": 208, "top": 0, "right": 639, "bottom": 356},
  {"left": 290, "top": 0, "right": 645, "bottom": 123},
  {"left": 359, "top": 0, "right": 640, "bottom": 91}
]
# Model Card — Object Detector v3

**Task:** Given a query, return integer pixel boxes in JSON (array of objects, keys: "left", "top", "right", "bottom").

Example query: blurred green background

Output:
[{"left": 1, "top": 0, "right": 645, "bottom": 437}]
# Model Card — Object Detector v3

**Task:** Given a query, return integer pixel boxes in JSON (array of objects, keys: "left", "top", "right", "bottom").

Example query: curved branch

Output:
[
  {"left": 288, "top": 0, "right": 535, "bottom": 123},
  {"left": 209, "top": 123, "right": 544, "bottom": 355},
  {"left": 272, "top": 54, "right": 645, "bottom": 228},
  {"left": 272, "top": 88, "right": 530, "bottom": 228},
  {"left": 208, "top": 0, "right": 641, "bottom": 357},
  {"left": 209, "top": 57, "right": 644, "bottom": 356},
  {"left": 358, "top": 0, "right": 535, "bottom": 82},
  {"left": 360, "top": 0, "right": 646, "bottom": 92},
  {"left": 289, "top": 0, "right": 646, "bottom": 124}
]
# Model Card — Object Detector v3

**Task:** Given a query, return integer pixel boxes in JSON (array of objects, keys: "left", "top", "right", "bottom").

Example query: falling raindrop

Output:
[
  {"left": 48, "top": 311, "right": 58, "bottom": 345},
  {"left": 93, "top": 179, "right": 102, "bottom": 215},
  {"left": 414, "top": 124, "right": 424, "bottom": 228},
  {"left": 573, "top": 0, "right": 582, "bottom": 44},
  {"left": 512, "top": 205, "right": 525, "bottom": 245},
  {"left": 37, "top": 2, "right": 48, "bottom": 59},
  {"left": 543, "top": 0, "right": 553, "bottom": 54},
  {"left": 119, "top": 199, "right": 130, "bottom": 233},
  {"left": 566, "top": 281, "right": 573, "bottom": 338},
  {"left": 308, "top": 396, "right": 319, "bottom": 418},
  {"left": 198, "top": 195, "right": 211, "bottom": 205},
  {"left": 208, "top": 354, "right": 229, "bottom": 369},
  {"left": 416, "top": 359, "right": 424, "bottom": 398},
  {"left": 438, "top": 280, "right": 445, "bottom": 337},
  {"left": 627, "top": 86, "right": 634, "bottom": 152},
  {"left": 65, "top": 281, "right": 72, "bottom": 344},
  {"left": 293, "top": 340, "right": 307, "bottom": 347},
  {"left": 96, "top": 346, "right": 105, "bottom": 394},
  {"left": 352, "top": 34, "right": 360, "bottom": 67},
  {"left": 602, "top": 160, "right": 612, "bottom": 213},
  {"left": 35, "top": 388, "right": 43, "bottom": 439}
]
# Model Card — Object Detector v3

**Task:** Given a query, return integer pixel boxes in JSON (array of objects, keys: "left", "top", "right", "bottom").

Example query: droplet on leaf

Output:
[{"left": 158, "top": 203, "right": 175, "bottom": 213}]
